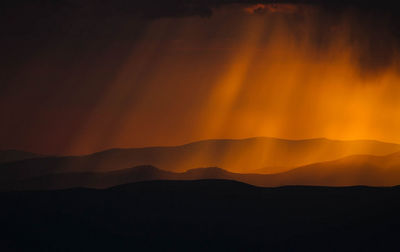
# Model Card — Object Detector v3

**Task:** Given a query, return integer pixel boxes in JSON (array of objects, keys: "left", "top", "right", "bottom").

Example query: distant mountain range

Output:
[
  {"left": 1, "top": 137, "right": 400, "bottom": 172},
  {"left": 2, "top": 137, "right": 400, "bottom": 190},
  {"left": 3, "top": 151, "right": 400, "bottom": 190}
]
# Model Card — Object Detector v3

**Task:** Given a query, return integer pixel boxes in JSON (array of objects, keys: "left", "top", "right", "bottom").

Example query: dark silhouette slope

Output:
[
  {"left": 0, "top": 150, "right": 41, "bottom": 164},
  {"left": 1, "top": 166, "right": 244, "bottom": 191},
  {"left": 1, "top": 180, "right": 400, "bottom": 251},
  {"left": 3, "top": 165, "right": 178, "bottom": 191},
  {"left": 266, "top": 152, "right": 400, "bottom": 186},
  {"left": 0, "top": 137, "right": 399, "bottom": 182}
]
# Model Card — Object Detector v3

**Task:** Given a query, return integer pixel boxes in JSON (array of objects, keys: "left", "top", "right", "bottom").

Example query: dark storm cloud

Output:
[
  {"left": 1, "top": 0, "right": 399, "bottom": 39},
  {"left": 1, "top": 0, "right": 399, "bottom": 83}
]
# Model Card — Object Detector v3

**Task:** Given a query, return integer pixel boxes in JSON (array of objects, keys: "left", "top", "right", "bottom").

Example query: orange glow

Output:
[
  {"left": 2, "top": 4, "right": 400, "bottom": 159},
  {"left": 63, "top": 5, "right": 400, "bottom": 156}
]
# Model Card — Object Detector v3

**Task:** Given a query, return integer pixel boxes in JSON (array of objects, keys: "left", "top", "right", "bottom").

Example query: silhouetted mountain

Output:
[
  {"left": 3, "top": 165, "right": 177, "bottom": 191},
  {"left": 1, "top": 180, "right": 400, "bottom": 251},
  {"left": 0, "top": 150, "right": 41, "bottom": 164},
  {"left": 266, "top": 151, "right": 400, "bottom": 186},
  {"left": 5, "top": 151, "right": 400, "bottom": 191},
  {"left": 2, "top": 166, "right": 236, "bottom": 191},
  {"left": 180, "top": 153, "right": 400, "bottom": 187},
  {"left": 85, "top": 138, "right": 400, "bottom": 173},
  {"left": 0, "top": 138, "right": 399, "bottom": 183}
]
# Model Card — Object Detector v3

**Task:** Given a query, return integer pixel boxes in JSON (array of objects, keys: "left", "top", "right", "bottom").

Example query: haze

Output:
[{"left": 1, "top": 3, "right": 400, "bottom": 155}]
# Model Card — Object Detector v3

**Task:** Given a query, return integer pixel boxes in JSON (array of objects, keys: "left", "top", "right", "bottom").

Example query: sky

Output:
[{"left": 1, "top": 0, "right": 400, "bottom": 155}]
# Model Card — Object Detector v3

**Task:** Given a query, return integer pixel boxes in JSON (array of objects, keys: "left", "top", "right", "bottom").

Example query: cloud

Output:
[{"left": 244, "top": 4, "right": 300, "bottom": 15}]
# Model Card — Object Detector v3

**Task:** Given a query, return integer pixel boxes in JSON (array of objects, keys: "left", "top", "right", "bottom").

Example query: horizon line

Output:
[{"left": 2, "top": 136, "right": 400, "bottom": 156}]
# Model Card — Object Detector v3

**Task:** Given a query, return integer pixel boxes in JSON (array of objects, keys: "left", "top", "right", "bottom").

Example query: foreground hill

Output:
[
  {"left": 3, "top": 152, "right": 400, "bottom": 190},
  {"left": 1, "top": 180, "right": 399, "bottom": 251},
  {"left": 0, "top": 138, "right": 399, "bottom": 181}
]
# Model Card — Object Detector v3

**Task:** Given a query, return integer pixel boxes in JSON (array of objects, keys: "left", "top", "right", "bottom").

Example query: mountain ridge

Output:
[
  {"left": 2, "top": 150, "right": 400, "bottom": 191},
  {"left": 0, "top": 150, "right": 43, "bottom": 164},
  {"left": 1, "top": 137, "right": 399, "bottom": 176}
]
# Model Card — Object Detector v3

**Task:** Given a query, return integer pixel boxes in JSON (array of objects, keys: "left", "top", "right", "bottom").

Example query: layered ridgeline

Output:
[
  {"left": 3, "top": 151, "right": 400, "bottom": 190},
  {"left": 1, "top": 137, "right": 400, "bottom": 175},
  {"left": 2, "top": 137, "right": 400, "bottom": 190}
]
